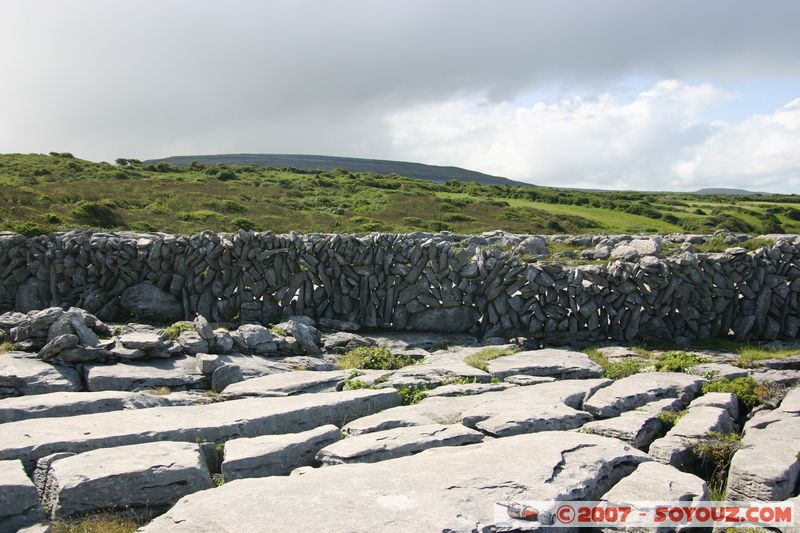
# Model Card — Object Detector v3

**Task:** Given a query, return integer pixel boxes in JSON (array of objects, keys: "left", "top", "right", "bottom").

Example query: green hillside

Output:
[{"left": 1, "top": 152, "right": 798, "bottom": 236}]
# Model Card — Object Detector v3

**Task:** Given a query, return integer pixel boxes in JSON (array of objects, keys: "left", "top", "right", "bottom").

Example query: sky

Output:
[{"left": 1, "top": 1, "right": 799, "bottom": 192}]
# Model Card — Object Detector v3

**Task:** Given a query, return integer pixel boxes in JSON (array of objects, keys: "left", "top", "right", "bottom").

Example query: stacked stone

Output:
[{"left": 0, "top": 230, "right": 799, "bottom": 345}]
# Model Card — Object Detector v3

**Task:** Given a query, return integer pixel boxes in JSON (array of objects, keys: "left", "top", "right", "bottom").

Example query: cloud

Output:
[
  {"left": 386, "top": 81, "right": 800, "bottom": 192},
  {"left": 0, "top": 0, "right": 799, "bottom": 192}
]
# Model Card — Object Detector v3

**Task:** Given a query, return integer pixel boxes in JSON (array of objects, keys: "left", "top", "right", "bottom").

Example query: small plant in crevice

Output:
[
  {"left": 583, "top": 348, "right": 643, "bottom": 380},
  {"left": 692, "top": 431, "right": 743, "bottom": 501},
  {"left": 654, "top": 351, "right": 706, "bottom": 372},
  {"left": 336, "top": 346, "right": 418, "bottom": 371},
  {"left": 163, "top": 321, "right": 194, "bottom": 341},
  {"left": 656, "top": 409, "right": 687, "bottom": 431},
  {"left": 395, "top": 385, "right": 429, "bottom": 405},
  {"left": 463, "top": 346, "right": 519, "bottom": 372},
  {"left": 701, "top": 377, "right": 764, "bottom": 413}
]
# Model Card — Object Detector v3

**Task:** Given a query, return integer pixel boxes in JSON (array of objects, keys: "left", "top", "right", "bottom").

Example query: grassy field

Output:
[{"left": 1, "top": 152, "right": 799, "bottom": 236}]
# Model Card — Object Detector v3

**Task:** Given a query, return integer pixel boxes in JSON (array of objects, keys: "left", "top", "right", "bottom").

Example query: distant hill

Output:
[
  {"left": 144, "top": 153, "right": 533, "bottom": 188},
  {"left": 694, "top": 188, "right": 765, "bottom": 195}
]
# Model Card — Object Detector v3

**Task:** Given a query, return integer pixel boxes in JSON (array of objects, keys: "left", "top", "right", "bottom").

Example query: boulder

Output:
[
  {"left": 512, "top": 236, "right": 548, "bottom": 257},
  {"left": 221, "top": 370, "right": 348, "bottom": 398},
  {"left": 120, "top": 282, "right": 183, "bottom": 322},
  {"left": 37, "top": 334, "right": 79, "bottom": 361},
  {"left": 0, "top": 389, "right": 401, "bottom": 465},
  {"left": 486, "top": 348, "right": 603, "bottom": 380},
  {"left": 583, "top": 372, "right": 703, "bottom": 418},
  {"left": 221, "top": 425, "right": 341, "bottom": 481},
  {"left": 119, "top": 331, "right": 168, "bottom": 350},
  {"left": 275, "top": 320, "right": 320, "bottom": 356},
  {"left": 323, "top": 332, "right": 373, "bottom": 353},
  {"left": 317, "top": 424, "right": 483, "bottom": 465},
  {"left": 0, "top": 459, "right": 44, "bottom": 531},
  {"left": 209, "top": 355, "right": 293, "bottom": 392},
  {"left": 406, "top": 306, "right": 479, "bottom": 333},
  {"left": 0, "top": 353, "right": 81, "bottom": 398},
  {"left": 43, "top": 441, "right": 213, "bottom": 518},
  {"left": 84, "top": 355, "right": 207, "bottom": 392},
  {"left": 177, "top": 330, "right": 209, "bottom": 355},
  {"left": 141, "top": 432, "right": 650, "bottom": 532},
  {"left": 236, "top": 324, "right": 276, "bottom": 353}
]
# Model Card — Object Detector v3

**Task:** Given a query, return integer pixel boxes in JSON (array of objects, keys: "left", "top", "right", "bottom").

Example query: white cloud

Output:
[{"left": 386, "top": 81, "right": 800, "bottom": 192}]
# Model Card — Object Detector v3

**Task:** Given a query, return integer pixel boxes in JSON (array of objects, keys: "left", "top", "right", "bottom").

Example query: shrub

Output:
[
  {"left": 656, "top": 409, "right": 686, "bottom": 430},
  {"left": 654, "top": 351, "right": 706, "bottom": 372},
  {"left": 71, "top": 200, "right": 122, "bottom": 228},
  {"left": 463, "top": 347, "right": 519, "bottom": 372},
  {"left": 230, "top": 217, "right": 261, "bottom": 232},
  {"left": 693, "top": 431, "right": 742, "bottom": 500},
  {"left": 11, "top": 222, "right": 50, "bottom": 236},
  {"left": 395, "top": 385, "right": 428, "bottom": 405},
  {"left": 43, "top": 212, "right": 62, "bottom": 224},
  {"left": 336, "top": 347, "right": 417, "bottom": 371},
  {"left": 216, "top": 169, "right": 237, "bottom": 181},
  {"left": 164, "top": 321, "right": 194, "bottom": 341},
  {"left": 342, "top": 379, "right": 373, "bottom": 391},
  {"left": 702, "top": 377, "right": 761, "bottom": 410}
]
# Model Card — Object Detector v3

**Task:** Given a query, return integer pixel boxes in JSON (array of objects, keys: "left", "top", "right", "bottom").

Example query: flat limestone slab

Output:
[
  {"left": 648, "top": 406, "right": 735, "bottom": 468},
  {"left": 44, "top": 441, "right": 212, "bottom": 518},
  {"left": 425, "top": 382, "right": 514, "bottom": 398},
  {"left": 0, "top": 389, "right": 400, "bottom": 466},
  {"left": 603, "top": 460, "right": 708, "bottom": 502},
  {"left": 343, "top": 379, "right": 609, "bottom": 436},
  {"left": 221, "top": 370, "right": 348, "bottom": 398},
  {"left": 0, "top": 390, "right": 209, "bottom": 424},
  {"left": 141, "top": 431, "right": 651, "bottom": 533},
  {"left": 0, "top": 352, "right": 81, "bottom": 397},
  {"left": 222, "top": 425, "right": 341, "bottom": 481},
  {"left": 584, "top": 372, "right": 703, "bottom": 418},
  {"left": 84, "top": 355, "right": 207, "bottom": 391},
  {"left": 0, "top": 459, "right": 44, "bottom": 529},
  {"left": 487, "top": 348, "right": 603, "bottom": 380},
  {"left": 581, "top": 398, "right": 683, "bottom": 450},
  {"left": 726, "top": 388, "right": 800, "bottom": 501},
  {"left": 316, "top": 424, "right": 483, "bottom": 465}
]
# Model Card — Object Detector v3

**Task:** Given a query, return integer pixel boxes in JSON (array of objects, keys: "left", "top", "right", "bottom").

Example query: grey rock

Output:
[
  {"left": 276, "top": 320, "right": 321, "bottom": 356},
  {"left": 221, "top": 425, "right": 341, "bottom": 480},
  {"left": 726, "top": 388, "right": 800, "bottom": 501},
  {"left": 178, "top": 330, "right": 209, "bottom": 354},
  {"left": 213, "top": 329, "right": 234, "bottom": 352},
  {"left": 648, "top": 406, "right": 736, "bottom": 469},
  {"left": 688, "top": 392, "right": 739, "bottom": 420},
  {"left": 193, "top": 314, "right": 214, "bottom": 340},
  {"left": 503, "top": 375, "right": 556, "bottom": 386},
  {"left": 119, "top": 331, "right": 167, "bottom": 350},
  {"left": 237, "top": 324, "right": 274, "bottom": 349},
  {"left": 110, "top": 344, "right": 146, "bottom": 360},
  {"left": 487, "top": 348, "right": 603, "bottom": 380},
  {"left": 610, "top": 245, "right": 639, "bottom": 261},
  {"left": 47, "top": 312, "right": 99, "bottom": 347},
  {"left": 119, "top": 282, "right": 183, "bottom": 322},
  {"left": 195, "top": 353, "right": 222, "bottom": 375},
  {"left": 317, "top": 423, "right": 483, "bottom": 465},
  {"left": 584, "top": 372, "right": 704, "bottom": 418},
  {"left": 221, "top": 370, "right": 348, "bottom": 398},
  {"left": 688, "top": 362, "right": 749, "bottom": 381},
  {"left": 323, "top": 332, "right": 373, "bottom": 352},
  {"left": 406, "top": 306, "right": 479, "bottom": 333},
  {"left": 0, "top": 389, "right": 401, "bottom": 465},
  {"left": 425, "top": 382, "right": 514, "bottom": 398},
  {"left": 84, "top": 355, "right": 206, "bottom": 392},
  {"left": 512, "top": 236, "right": 548, "bottom": 257},
  {"left": 210, "top": 356, "right": 292, "bottom": 392},
  {"left": 141, "top": 431, "right": 650, "bottom": 533},
  {"left": 0, "top": 459, "right": 44, "bottom": 528},
  {"left": 37, "top": 334, "right": 79, "bottom": 361},
  {"left": 14, "top": 278, "right": 47, "bottom": 313},
  {"left": 44, "top": 441, "right": 213, "bottom": 518},
  {"left": 581, "top": 397, "right": 683, "bottom": 450},
  {"left": 318, "top": 318, "right": 361, "bottom": 332},
  {"left": 0, "top": 353, "right": 81, "bottom": 398}
]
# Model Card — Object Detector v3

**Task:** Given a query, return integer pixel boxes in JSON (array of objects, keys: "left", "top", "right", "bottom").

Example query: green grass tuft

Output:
[
  {"left": 463, "top": 347, "right": 519, "bottom": 372},
  {"left": 336, "top": 347, "right": 418, "bottom": 371}
]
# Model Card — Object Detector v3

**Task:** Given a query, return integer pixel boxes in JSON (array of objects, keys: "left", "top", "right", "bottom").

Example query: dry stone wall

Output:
[{"left": 1, "top": 230, "right": 799, "bottom": 344}]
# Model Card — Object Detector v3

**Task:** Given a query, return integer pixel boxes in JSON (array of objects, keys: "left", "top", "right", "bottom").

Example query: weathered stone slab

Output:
[
  {"left": 44, "top": 441, "right": 213, "bottom": 518},
  {"left": 0, "top": 459, "right": 44, "bottom": 531},
  {"left": 602, "top": 462, "right": 708, "bottom": 532},
  {"left": 317, "top": 424, "right": 483, "bottom": 465},
  {"left": 344, "top": 379, "right": 609, "bottom": 436},
  {"left": 0, "top": 389, "right": 401, "bottom": 465},
  {"left": 425, "top": 382, "right": 514, "bottom": 398},
  {"left": 221, "top": 370, "right": 348, "bottom": 398},
  {"left": 141, "top": 431, "right": 651, "bottom": 532},
  {"left": 584, "top": 372, "right": 703, "bottom": 418},
  {"left": 581, "top": 398, "right": 683, "bottom": 450},
  {"left": 84, "top": 355, "right": 207, "bottom": 391},
  {"left": 648, "top": 406, "right": 735, "bottom": 469},
  {"left": 487, "top": 348, "right": 603, "bottom": 380},
  {"left": 0, "top": 352, "right": 81, "bottom": 398},
  {"left": 688, "top": 363, "right": 749, "bottom": 381},
  {"left": 222, "top": 425, "right": 341, "bottom": 481},
  {"left": 688, "top": 392, "right": 739, "bottom": 420},
  {"left": 0, "top": 390, "right": 208, "bottom": 424},
  {"left": 210, "top": 355, "right": 293, "bottom": 392},
  {"left": 726, "top": 388, "right": 800, "bottom": 501},
  {"left": 379, "top": 348, "right": 490, "bottom": 388}
]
